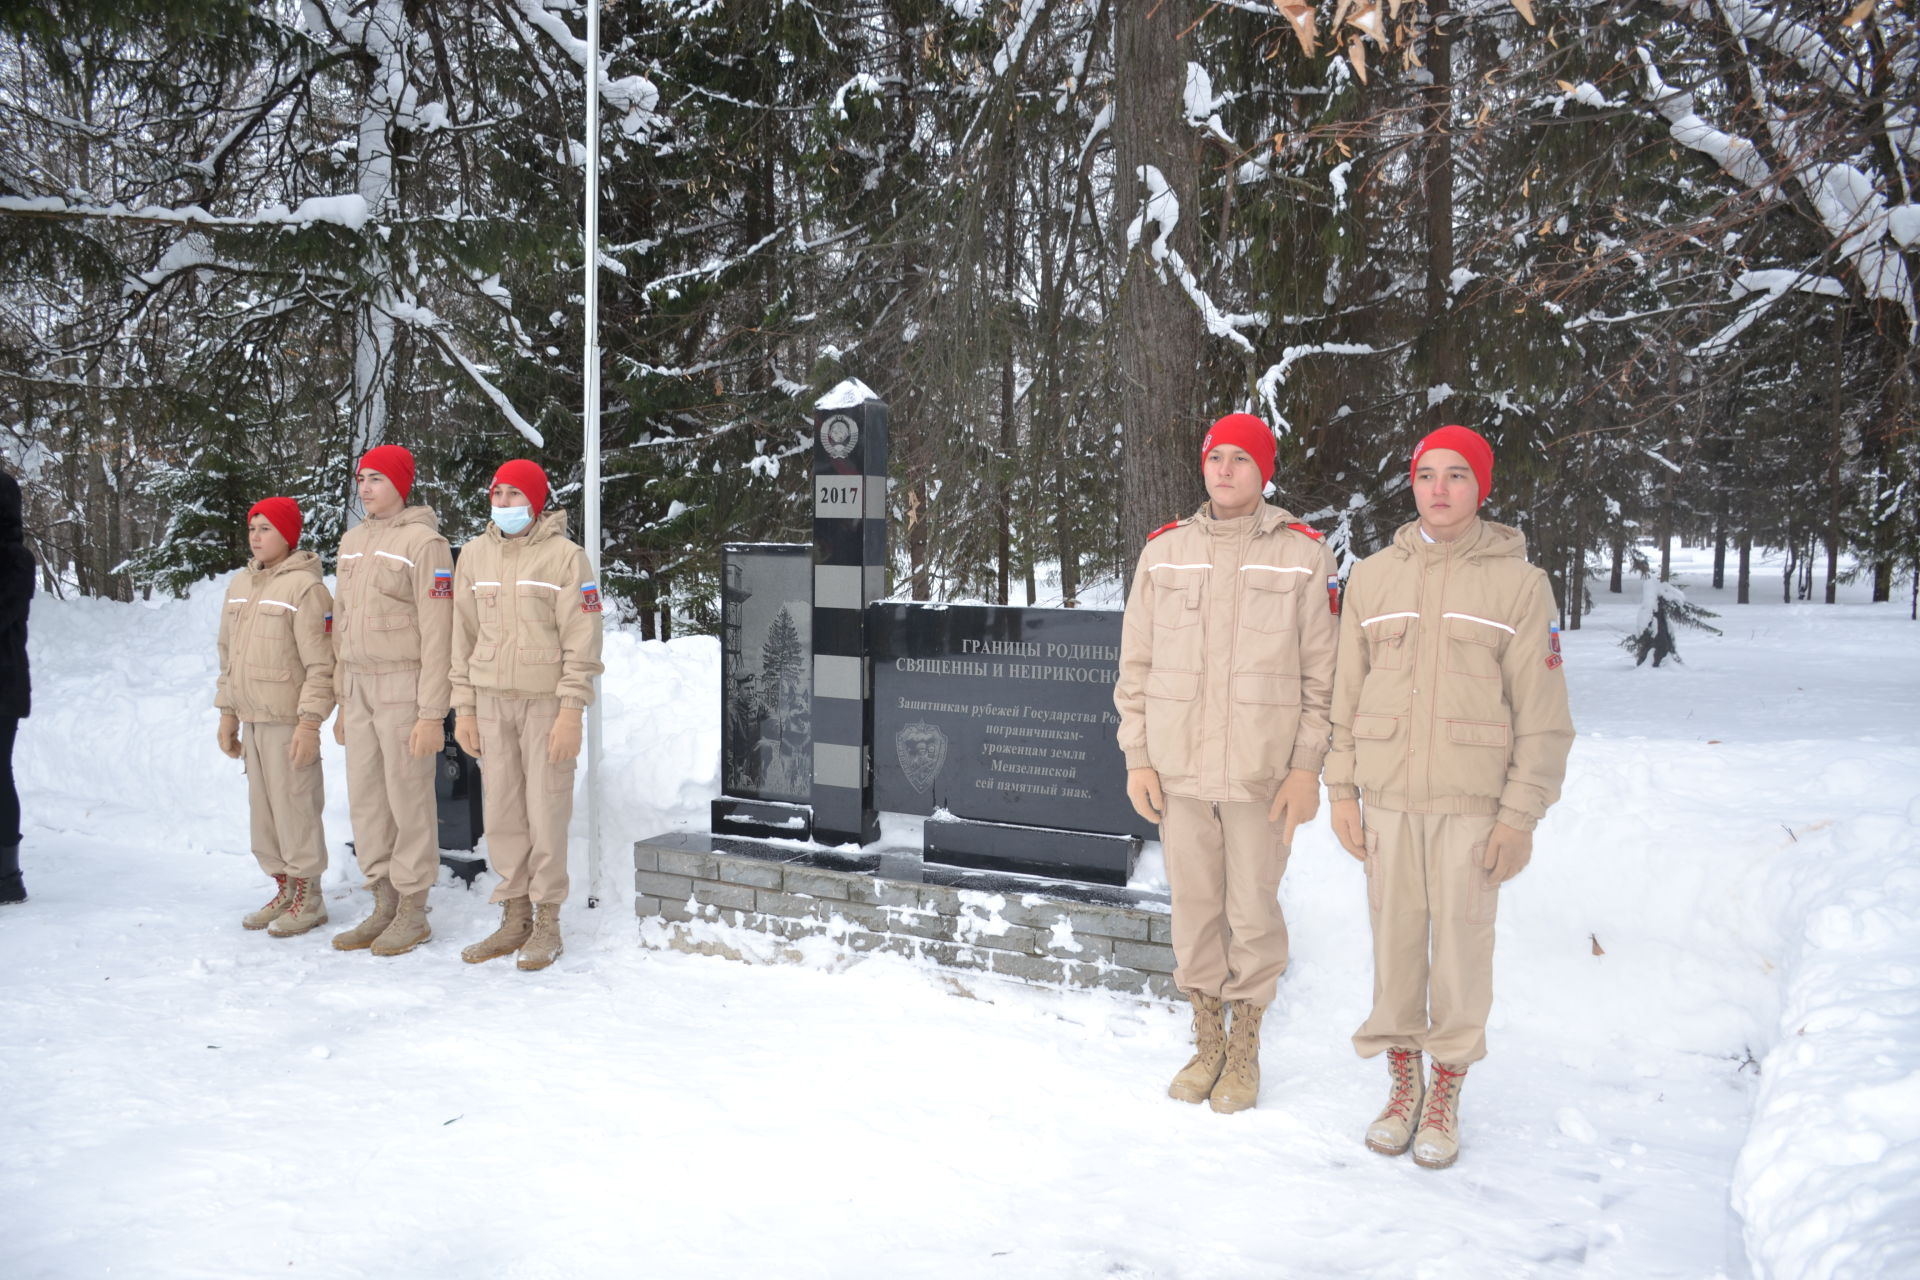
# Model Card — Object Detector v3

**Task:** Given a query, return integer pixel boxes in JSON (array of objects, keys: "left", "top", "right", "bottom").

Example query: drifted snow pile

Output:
[{"left": 1731, "top": 799, "right": 1920, "bottom": 1278}]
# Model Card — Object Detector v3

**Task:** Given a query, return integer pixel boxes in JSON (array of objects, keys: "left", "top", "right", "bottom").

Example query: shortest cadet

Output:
[
  {"left": 1115, "top": 413, "right": 1339, "bottom": 1114},
  {"left": 1325, "top": 425, "right": 1575, "bottom": 1170},
  {"left": 451, "top": 460, "right": 604, "bottom": 971},
  {"left": 216, "top": 497, "right": 335, "bottom": 936}
]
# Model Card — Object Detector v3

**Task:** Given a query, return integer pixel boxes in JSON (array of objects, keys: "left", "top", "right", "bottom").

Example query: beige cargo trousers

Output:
[
  {"left": 1353, "top": 808, "right": 1499, "bottom": 1065},
  {"left": 474, "top": 693, "right": 576, "bottom": 904},
  {"left": 339, "top": 668, "right": 440, "bottom": 894},
  {"left": 242, "top": 722, "right": 327, "bottom": 880}
]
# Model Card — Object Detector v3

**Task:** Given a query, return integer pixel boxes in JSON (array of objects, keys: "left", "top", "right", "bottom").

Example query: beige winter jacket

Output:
[
  {"left": 1115, "top": 502, "right": 1341, "bottom": 803},
  {"left": 1325, "top": 518, "right": 1574, "bottom": 831},
  {"left": 331, "top": 505, "right": 454, "bottom": 721},
  {"left": 449, "top": 509, "right": 604, "bottom": 716},
  {"left": 214, "top": 550, "right": 335, "bottom": 725}
]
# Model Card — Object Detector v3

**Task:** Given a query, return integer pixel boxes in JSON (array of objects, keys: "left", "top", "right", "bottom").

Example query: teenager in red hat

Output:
[
  {"left": 214, "top": 498, "right": 335, "bottom": 935},
  {"left": 328, "top": 444, "right": 455, "bottom": 957},
  {"left": 448, "top": 459, "right": 603, "bottom": 971},
  {"left": 1325, "top": 424, "right": 1574, "bottom": 1169},
  {"left": 1114, "top": 412, "right": 1340, "bottom": 1113}
]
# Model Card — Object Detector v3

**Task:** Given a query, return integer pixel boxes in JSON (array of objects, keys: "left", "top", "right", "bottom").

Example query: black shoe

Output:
[{"left": 0, "top": 842, "right": 25, "bottom": 904}]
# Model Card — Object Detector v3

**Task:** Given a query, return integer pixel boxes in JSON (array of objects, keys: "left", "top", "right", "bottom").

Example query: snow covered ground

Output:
[{"left": 2, "top": 545, "right": 1916, "bottom": 1279}]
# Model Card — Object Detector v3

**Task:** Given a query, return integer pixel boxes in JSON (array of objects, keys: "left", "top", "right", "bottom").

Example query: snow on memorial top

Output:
[{"left": 815, "top": 378, "right": 880, "bottom": 411}]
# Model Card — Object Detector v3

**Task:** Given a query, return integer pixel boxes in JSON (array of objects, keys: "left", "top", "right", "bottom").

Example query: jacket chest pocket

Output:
[
  {"left": 1240, "top": 566, "right": 1305, "bottom": 634},
  {"left": 1361, "top": 615, "right": 1413, "bottom": 671},
  {"left": 474, "top": 583, "right": 502, "bottom": 627},
  {"left": 252, "top": 601, "right": 296, "bottom": 635},
  {"left": 1442, "top": 614, "right": 1508, "bottom": 680},
  {"left": 1149, "top": 568, "right": 1205, "bottom": 631},
  {"left": 516, "top": 582, "right": 561, "bottom": 639},
  {"left": 374, "top": 553, "right": 413, "bottom": 599}
]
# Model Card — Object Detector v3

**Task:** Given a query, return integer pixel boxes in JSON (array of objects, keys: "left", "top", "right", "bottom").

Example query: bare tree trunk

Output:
[
  {"left": 1112, "top": 0, "right": 1207, "bottom": 564},
  {"left": 996, "top": 167, "right": 1017, "bottom": 607},
  {"left": 1610, "top": 531, "right": 1625, "bottom": 593},
  {"left": 1712, "top": 505, "right": 1726, "bottom": 590},
  {"left": 1825, "top": 306, "right": 1845, "bottom": 604},
  {"left": 1737, "top": 530, "right": 1751, "bottom": 604}
]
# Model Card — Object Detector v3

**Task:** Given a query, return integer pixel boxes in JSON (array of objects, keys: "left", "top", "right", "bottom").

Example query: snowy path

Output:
[{"left": 3, "top": 552, "right": 1917, "bottom": 1277}]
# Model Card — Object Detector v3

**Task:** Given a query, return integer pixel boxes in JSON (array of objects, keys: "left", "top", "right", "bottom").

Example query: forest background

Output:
[{"left": 3, "top": 0, "right": 1916, "bottom": 635}]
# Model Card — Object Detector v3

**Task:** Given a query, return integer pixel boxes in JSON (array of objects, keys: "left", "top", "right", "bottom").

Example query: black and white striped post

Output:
[{"left": 810, "top": 381, "right": 887, "bottom": 847}]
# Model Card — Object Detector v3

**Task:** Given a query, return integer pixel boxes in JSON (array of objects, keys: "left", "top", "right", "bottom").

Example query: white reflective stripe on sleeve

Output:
[
  {"left": 373, "top": 550, "right": 415, "bottom": 567},
  {"left": 471, "top": 580, "right": 502, "bottom": 590},
  {"left": 338, "top": 553, "right": 362, "bottom": 561},
  {"left": 1360, "top": 611, "right": 1421, "bottom": 627},
  {"left": 515, "top": 580, "right": 565, "bottom": 591},
  {"left": 1148, "top": 563, "right": 1213, "bottom": 572},
  {"left": 1240, "top": 564, "right": 1313, "bottom": 574},
  {"left": 1441, "top": 611, "right": 1516, "bottom": 635},
  {"left": 257, "top": 599, "right": 298, "bottom": 612},
  {"left": 227, "top": 598, "right": 248, "bottom": 605}
]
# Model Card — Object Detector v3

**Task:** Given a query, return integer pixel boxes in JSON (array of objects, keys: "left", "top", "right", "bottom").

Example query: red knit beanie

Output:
[
  {"left": 1410, "top": 425, "right": 1494, "bottom": 504},
  {"left": 1199, "top": 413, "right": 1276, "bottom": 486},
  {"left": 357, "top": 444, "right": 415, "bottom": 502},
  {"left": 247, "top": 496, "right": 302, "bottom": 549},
  {"left": 491, "top": 459, "right": 550, "bottom": 518}
]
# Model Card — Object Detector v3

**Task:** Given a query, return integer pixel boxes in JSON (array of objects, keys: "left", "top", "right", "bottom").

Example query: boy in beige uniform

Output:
[
  {"left": 1326, "top": 425, "right": 1574, "bottom": 1169},
  {"left": 1115, "top": 413, "right": 1339, "bottom": 1114},
  {"left": 450, "top": 460, "right": 603, "bottom": 971},
  {"left": 215, "top": 497, "right": 334, "bottom": 936},
  {"left": 328, "top": 444, "right": 455, "bottom": 956}
]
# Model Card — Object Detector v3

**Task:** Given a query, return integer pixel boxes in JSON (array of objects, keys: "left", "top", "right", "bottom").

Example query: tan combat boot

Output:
[
  {"left": 1365, "top": 1048, "right": 1426, "bottom": 1156},
  {"left": 371, "top": 889, "right": 432, "bottom": 956},
  {"left": 462, "top": 897, "right": 533, "bottom": 964},
  {"left": 1167, "top": 992, "right": 1227, "bottom": 1103},
  {"left": 1411, "top": 1061, "right": 1469, "bottom": 1169},
  {"left": 268, "top": 876, "right": 329, "bottom": 937},
  {"left": 516, "top": 903, "right": 563, "bottom": 971},
  {"left": 243, "top": 875, "right": 292, "bottom": 930},
  {"left": 332, "top": 878, "right": 398, "bottom": 951},
  {"left": 1208, "top": 1000, "right": 1267, "bottom": 1114}
]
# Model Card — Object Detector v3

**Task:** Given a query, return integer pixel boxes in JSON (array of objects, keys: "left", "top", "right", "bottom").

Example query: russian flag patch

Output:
[
  {"left": 581, "top": 583, "right": 602, "bottom": 613},
  {"left": 429, "top": 569, "right": 452, "bottom": 599},
  {"left": 324, "top": 612, "right": 333, "bottom": 634}
]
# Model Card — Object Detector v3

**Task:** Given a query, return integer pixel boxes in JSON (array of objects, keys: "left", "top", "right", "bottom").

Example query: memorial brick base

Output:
[{"left": 633, "top": 832, "right": 1178, "bottom": 1002}]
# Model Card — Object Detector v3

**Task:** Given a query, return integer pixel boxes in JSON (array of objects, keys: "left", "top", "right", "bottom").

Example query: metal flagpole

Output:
[{"left": 582, "top": 0, "right": 604, "bottom": 907}]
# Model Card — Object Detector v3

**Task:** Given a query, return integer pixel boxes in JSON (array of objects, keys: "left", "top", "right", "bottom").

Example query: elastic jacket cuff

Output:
[
  {"left": 1287, "top": 743, "right": 1329, "bottom": 772},
  {"left": 1123, "top": 748, "right": 1152, "bottom": 771},
  {"left": 1496, "top": 806, "right": 1540, "bottom": 833},
  {"left": 1325, "top": 784, "right": 1361, "bottom": 802}
]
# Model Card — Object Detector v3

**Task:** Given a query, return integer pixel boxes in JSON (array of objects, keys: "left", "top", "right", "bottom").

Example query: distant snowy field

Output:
[{"left": 2, "top": 545, "right": 1916, "bottom": 1279}]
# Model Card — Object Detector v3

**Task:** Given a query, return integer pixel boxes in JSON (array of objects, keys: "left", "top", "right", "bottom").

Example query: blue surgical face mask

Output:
[{"left": 492, "top": 505, "right": 533, "bottom": 535}]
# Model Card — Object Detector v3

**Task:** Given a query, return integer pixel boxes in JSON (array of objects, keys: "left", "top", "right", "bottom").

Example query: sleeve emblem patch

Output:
[
  {"left": 1546, "top": 623, "right": 1564, "bottom": 670},
  {"left": 581, "top": 583, "right": 603, "bottom": 614},
  {"left": 430, "top": 569, "right": 453, "bottom": 600},
  {"left": 324, "top": 613, "right": 333, "bottom": 635},
  {"left": 1326, "top": 575, "right": 1341, "bottom": 616}
]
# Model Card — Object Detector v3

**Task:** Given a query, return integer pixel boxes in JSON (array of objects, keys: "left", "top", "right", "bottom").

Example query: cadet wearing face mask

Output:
[{"left": 448, "top": 460, "right": 604, "bottom": 971}]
